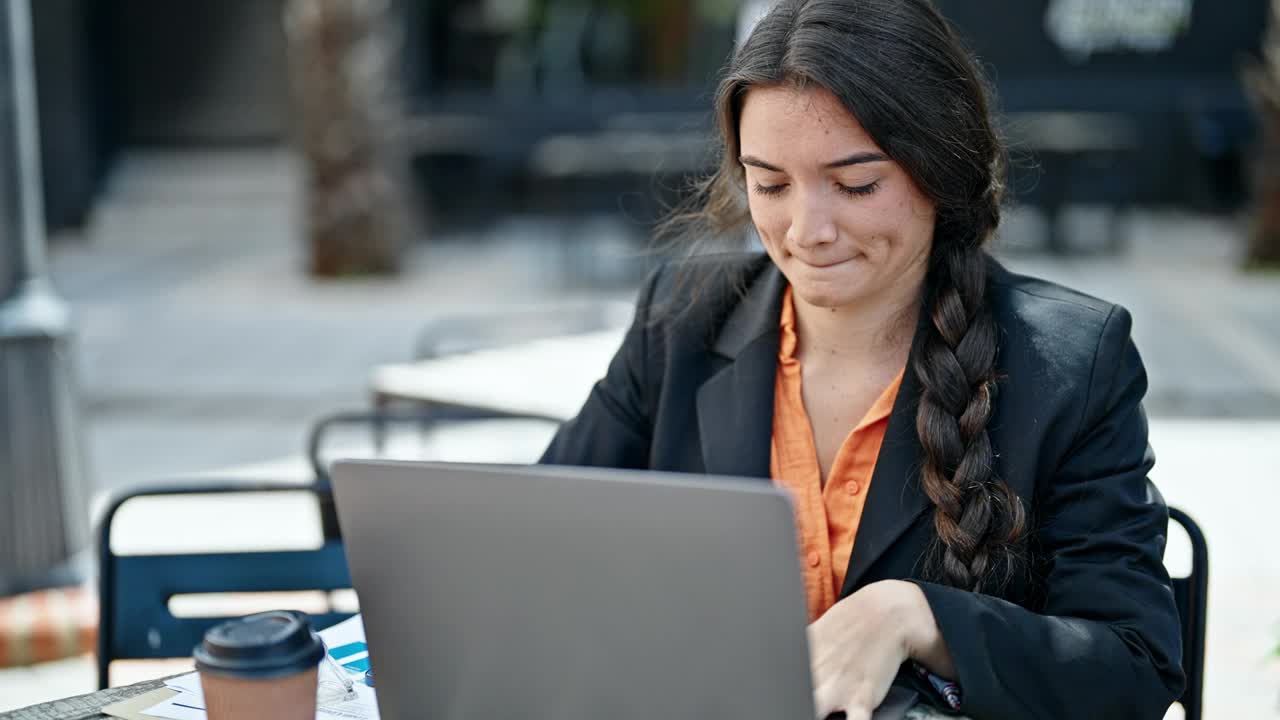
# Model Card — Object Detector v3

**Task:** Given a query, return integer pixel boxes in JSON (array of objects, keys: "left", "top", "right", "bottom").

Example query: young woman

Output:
[{"left": 541, "top": 1, "right": 1185, "bottom": 718}]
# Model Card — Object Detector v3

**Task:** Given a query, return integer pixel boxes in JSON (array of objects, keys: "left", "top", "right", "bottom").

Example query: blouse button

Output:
[
  {"left": 847, "top": 481, "right": 861, "bottom": 496},
  {"left": 806, "top": 550, "right": 821, "bottom": 568}
]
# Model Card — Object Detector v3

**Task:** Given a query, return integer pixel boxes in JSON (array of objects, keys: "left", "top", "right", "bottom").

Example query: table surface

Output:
[
  {"left": 6, "top": 676, "right": 963, "bottom": 720},
  {"left": 371, "top": 327, "right": 627, "bottom": 422}
]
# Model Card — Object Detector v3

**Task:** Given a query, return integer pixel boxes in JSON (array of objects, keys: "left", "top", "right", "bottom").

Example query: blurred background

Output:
[{"left": 1, "top": 0, "right": 1278, "bottom": 716}]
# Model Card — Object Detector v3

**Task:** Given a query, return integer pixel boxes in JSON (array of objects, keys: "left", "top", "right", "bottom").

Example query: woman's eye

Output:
[
  {"left": 751, "top": 180, "right": 878, "bottom": 198},
  {"left": 837, "top": 181, "right": 880, "bottom": 197},
  {"left": 752, "top": 182, "right": 787, "bottom": 197}
]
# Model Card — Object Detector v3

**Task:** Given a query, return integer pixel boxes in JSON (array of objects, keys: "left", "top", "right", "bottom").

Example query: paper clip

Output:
[{"left": 320, "top": 639, "right": 359, "bottom": 702}]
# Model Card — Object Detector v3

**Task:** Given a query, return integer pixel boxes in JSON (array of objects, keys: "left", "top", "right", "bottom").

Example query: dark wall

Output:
[
  {"left": 934, "top": 0, "right": 1267, "bottom": 210},
  {"left": 28, "top": 0, "right": 1271, "bottom": 231},
  {"left": 32, "top": 0, "right": 108, "bottom": 230},
  {"left": 32, "top": 0, "right": 292, "bottom": 230},
  {"left": 937, "top": 0, "right": 1267, "bottom": 112},
  {"left": 105, "top": 0, "right": 289, "bottom": 144}
]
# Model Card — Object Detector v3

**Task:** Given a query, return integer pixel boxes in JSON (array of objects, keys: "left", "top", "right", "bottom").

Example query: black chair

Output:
[
  {"left": 1167, "top": 506, "right": 1209, "bottom": 720},
  {"left": 96, "top": 482, "right": 353, "bottom": 689},
  {"left": 306, "top": 408, "right": 560, "bottom": 505}
]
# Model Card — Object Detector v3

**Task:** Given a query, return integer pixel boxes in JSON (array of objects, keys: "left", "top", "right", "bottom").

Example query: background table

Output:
[{"left": 370, "top": 328, "right": 626, "bottom": 422}]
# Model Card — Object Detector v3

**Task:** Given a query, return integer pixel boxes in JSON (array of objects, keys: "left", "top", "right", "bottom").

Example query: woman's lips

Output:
[{"left": 794, "top": 255, "right": 859, "bottom": 269}]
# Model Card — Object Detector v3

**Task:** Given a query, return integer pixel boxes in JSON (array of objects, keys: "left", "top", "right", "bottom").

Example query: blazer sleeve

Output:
[
  {"left": 912, "top": 305, "right": 1186, "bottom": 720},
  {"left": 537, "top": 265, "right": 663, "bottom": 469}
]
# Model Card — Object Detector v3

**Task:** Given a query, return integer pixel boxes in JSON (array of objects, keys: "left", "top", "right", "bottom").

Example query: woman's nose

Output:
[{"left": 786, "top": 193, "right": 838, "bottom": 249}]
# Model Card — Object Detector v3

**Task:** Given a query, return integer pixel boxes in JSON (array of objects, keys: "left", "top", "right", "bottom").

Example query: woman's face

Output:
[{"left": 738, "top": 84, "right": 936, "bottom": 312}]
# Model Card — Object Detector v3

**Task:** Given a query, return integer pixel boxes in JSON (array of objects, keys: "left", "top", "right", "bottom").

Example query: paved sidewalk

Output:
[
  {"left": 49, "top": 149, "right": 647, "bottom": 494},
  {"left": 996, "top": 209, "right": 1280, "bottom": 418}
]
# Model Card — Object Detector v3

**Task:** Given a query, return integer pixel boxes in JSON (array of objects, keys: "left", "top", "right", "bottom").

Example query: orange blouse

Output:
[{"left": 769, "top": 286, "right": 904, "bottom": 622}]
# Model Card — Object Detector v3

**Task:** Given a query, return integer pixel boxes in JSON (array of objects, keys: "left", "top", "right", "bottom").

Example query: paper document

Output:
[{"left": 141, "top": 614, "right": 378, "bottom": 720}]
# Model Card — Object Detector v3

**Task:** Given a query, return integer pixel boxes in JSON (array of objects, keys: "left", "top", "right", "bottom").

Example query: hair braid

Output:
[{"left": 913, "top": 241, "right": 1026, "bottom": 591}]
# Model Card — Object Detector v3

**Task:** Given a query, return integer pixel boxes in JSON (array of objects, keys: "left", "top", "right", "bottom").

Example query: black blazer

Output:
[{"left": 540, "top": 253, "right": 1185, "bottom": 720}]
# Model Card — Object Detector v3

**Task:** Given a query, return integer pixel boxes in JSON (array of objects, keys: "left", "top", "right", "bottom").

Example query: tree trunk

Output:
[
  {"left": 1247, "top": 0, "right": 1280, "bottom": 268},
  {"left": 283, "top": 0, "right": 412, "bottom": 277}
]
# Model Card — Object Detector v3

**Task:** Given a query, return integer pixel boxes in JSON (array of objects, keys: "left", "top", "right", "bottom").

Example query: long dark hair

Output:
[{"left": 672, "top": 0, "right": 1026, "bottom": 591}]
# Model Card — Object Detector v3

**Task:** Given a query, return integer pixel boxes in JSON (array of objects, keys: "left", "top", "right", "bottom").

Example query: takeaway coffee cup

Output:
[{"left": 194, "top": 610, "right": 326, "bottom": 720}]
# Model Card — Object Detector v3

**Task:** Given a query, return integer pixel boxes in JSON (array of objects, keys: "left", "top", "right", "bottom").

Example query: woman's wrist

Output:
[{"left": 894, "top": 581, "right": 957, "bottom": 680}]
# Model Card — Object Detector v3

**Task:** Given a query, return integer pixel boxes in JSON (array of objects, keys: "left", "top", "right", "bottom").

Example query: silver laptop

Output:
[{"left": 331, "top": 459, "right": 816, "bottom": 719}]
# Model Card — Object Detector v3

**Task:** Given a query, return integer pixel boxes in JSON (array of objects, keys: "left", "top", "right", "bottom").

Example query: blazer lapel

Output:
[
  {"left": 695, "top": 260, "right": 786, "bottom": 480},
  {"left": 840, "top": 319, "right": 932, "bottom": 596}
]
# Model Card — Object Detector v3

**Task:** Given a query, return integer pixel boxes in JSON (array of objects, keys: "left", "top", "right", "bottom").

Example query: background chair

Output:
[
  {"left": 1167, "top": 506, "right": 1209, "bottom": 720},
  {"left": 96, "top": 482, "right": 352, "bottom": 689}
]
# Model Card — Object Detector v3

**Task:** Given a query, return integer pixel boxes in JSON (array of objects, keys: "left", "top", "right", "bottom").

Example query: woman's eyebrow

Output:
[
  {"left": 824, "top": 152, "right": 888, "bottom": 168},
  {"left": 738, "top": 152, "right": 888, "bottom": 172},
  {"left": 739, "top": 155, "right": 783, "bottom": 171}
]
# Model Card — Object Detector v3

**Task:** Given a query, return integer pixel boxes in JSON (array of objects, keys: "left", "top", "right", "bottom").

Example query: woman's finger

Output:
[{"left": 812, "top": 677, "right": 842, "bottom": 719}]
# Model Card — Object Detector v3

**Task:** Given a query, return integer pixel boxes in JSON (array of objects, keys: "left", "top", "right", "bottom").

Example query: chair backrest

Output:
[
  {"left": 96, "top": 482, "right": 353, "bottom": 689},
  {"left": 1167, "top": 506, "right": 1208, "bottom": 720}
]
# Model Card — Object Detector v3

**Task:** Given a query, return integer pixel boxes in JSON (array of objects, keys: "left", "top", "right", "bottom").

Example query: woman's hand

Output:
[{"left": 808, "top": 579, "right": 952, "bottom": 720}]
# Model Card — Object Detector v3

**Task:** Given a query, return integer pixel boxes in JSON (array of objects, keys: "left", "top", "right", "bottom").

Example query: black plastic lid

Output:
[{"left": 193, "top": 610, "right": 325, "bottom": 680}]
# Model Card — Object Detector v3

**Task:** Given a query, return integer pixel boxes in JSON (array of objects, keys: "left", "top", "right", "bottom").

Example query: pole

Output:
[{"left": 0, "top": 0, "right": 89, "bottom": 595}]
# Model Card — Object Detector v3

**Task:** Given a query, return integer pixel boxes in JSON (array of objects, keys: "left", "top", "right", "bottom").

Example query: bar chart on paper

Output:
[{"left": 328, "top": 641, "right": 371, "bottom": 674}]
